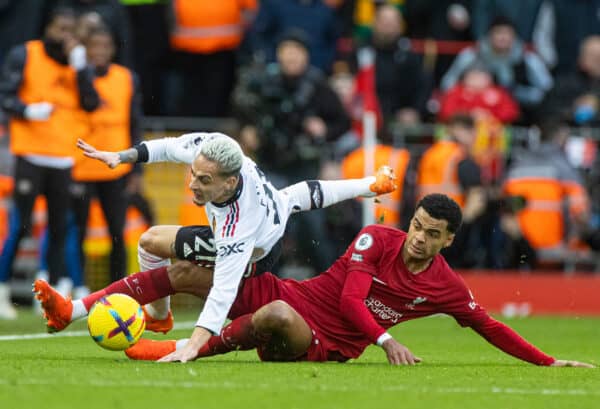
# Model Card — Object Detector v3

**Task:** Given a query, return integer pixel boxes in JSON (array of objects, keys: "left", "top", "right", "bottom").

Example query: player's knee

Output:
[
  {"left": 139, "top": 227, "right": 162, "bottom": 254},
  {"left": 254, "top": 300, "right": 296, "bottom": 330}
]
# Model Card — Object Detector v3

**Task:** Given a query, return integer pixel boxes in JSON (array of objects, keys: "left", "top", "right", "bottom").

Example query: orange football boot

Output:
[
  {"left": 33, "top": 279, "right": 73, "bottom": 333},
  {"left": 125, "top": 339, "right": 176, "bottom": 361},
  {"left": 142, "top": 306, "right": 174, "bottom": 334},
  {"left": 368, "top": 165, "right": 398, "bottom": 196}
]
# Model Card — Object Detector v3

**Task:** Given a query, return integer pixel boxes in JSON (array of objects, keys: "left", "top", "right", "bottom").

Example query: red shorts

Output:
[{"left": 229, "top": 273, "right": 349, "bottom": 362}]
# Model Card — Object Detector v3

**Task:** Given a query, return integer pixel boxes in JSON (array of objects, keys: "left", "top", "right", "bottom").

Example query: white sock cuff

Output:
[
  {"left": 71, "top": 299, "right": 87, "bottom": 321},
  {"left": 137, "top": 244, "right": 171, "bottom": 272}
]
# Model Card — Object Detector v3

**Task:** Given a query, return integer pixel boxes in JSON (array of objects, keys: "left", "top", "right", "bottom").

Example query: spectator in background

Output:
[
  {"left": 543, "top": 36, "right": 600, "bottom": 127},
  {"left": 120, "top": 0, "right": 169, "bottom": 115},
  {"left": 404, "top": 0, "right": 473, "bottom": 86},
  {"left": 502, "top": 120, "right": 590, "bottom": 267},
  {"left": 485, "top": 193, "right": 537, "bottom": 270},
  {"left": 355, "top": 4, "right": 429, "bottom": 127},
  {"left": 471, "top": 0, "right": 555, "bottom": 69},
  {"left": 438, "top": 62, "right": 520, "bottom": 123},
  {"left": 341, "top": 139, "right": 414, "bottom": 229},
  {"left": 441, "top": 16, "right": 553, "bottom": 124},
  {"left": 542, "top": 0, "right": 600, "bottom": 75},
  {"left": 234, "top": 29, "right": 350, "bottom": 274},
  {"left": 70, "top": 26, "right": 143, "bottom": 285},
  {"left": 64, "top": 0, "right": 133, "bottom": 67},
  {"left": 250, "top": 0, "right": 338, "bottom": 74},
  {"left": 168, "top": 0, "right": 257, "bottom": 117},
  {"left": 416, "top": 114, "right": 487, "bottom": 268},
  {"left": 0, "top": 7, "right": 96, "bottom": 319}
]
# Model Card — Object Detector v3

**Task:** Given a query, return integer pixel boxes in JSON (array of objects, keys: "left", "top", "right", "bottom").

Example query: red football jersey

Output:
[{"left": 287, "top": 224, "right": 490, "bottom": 359}]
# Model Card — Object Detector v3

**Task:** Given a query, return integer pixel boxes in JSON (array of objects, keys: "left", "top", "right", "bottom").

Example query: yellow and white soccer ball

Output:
[{"left": 87, "top": 293, "right": 146, "bottom": 351}]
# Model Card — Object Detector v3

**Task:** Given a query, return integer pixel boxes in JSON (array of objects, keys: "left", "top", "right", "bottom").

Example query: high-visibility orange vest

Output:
[
  {"left": 73, "top": 64, "right": 134, "bottom": 182},
  {"left": 341, "top": 145, "right": 410, "bottom": 227},
  {"left": 179, "top": 167, "right": 210, "bottom": 226},
  {"left": 416, "top": 140, "right": 466, "bottom": 208},
  {"left": 503, "top": 178, "right": 588, "bottom": 251},
  {"left": 170, "top": 0, "right": 257, "bottom": 54},
  {"left": 9, "top": 40, "right": 87, "bottom": 157}
]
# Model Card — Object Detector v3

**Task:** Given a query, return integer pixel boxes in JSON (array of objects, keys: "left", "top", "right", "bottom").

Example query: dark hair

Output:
[
  {"left": 47, "top": 6, "right": 76, "bottom": 25},
  {"left": 87, "top": 26, "right": 114, "bottom": 42},
  {"left": 446, "top": 113, "right": 475, "bottom": 129},
  {"left": 488, "top": 15, "right": 516, "bottom": 32},
  {"left": 539, "top": 119, "right": 570, "bottom": 142},
  {"left": 277, "top": 28, "right": 310, "bottom": 51},
  {"left": 416, "top": 194, "right": 462, "bottom": 233}
]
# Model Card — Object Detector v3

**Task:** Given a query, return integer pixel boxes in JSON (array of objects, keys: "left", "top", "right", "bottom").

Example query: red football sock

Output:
[
  {"left": 197, "top": 314, "right": 271, "bottom": 357},
  {"left": 81, "top": 267, "right": 175, "bottom": 311}
]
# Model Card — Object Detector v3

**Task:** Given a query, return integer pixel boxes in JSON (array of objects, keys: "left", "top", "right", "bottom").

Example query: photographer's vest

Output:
[
  {"left": 416, "top": 140, "right": 465, "bottom": 208},
  {"left": 341, "top": 145, "right": 410, "bottom": 227},
  {"left": 10, "top": 40, "right": 87, "bottom": 157},
  {"left": 170, "top": 0, "right": 256, "bottom": 53},
  {"left": 72, "top": 64, "right": 133, "bottom": 182},
  {"left": 503, "top": 166, "right": 588, "bottom": 252}
]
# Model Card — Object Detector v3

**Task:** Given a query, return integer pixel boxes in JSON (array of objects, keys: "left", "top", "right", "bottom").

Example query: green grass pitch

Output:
[{"left": 1, "top": 309, "right": 598, "bottom": 409}]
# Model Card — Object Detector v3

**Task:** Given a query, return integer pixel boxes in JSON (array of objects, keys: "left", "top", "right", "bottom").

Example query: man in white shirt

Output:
[{"left": 34, "top": 132, "right": 396, "bottom": 362}]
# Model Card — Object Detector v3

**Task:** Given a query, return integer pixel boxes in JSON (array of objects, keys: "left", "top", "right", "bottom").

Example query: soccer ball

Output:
[{"left": 87, "top": 293, "right": 146, "bottom": 351}]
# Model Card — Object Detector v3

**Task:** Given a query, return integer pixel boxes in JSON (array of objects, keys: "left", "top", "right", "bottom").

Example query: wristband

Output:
[
  {"left": 133, "top": 144, "right": 149, "bottom": 163},
  {"left": 376, "top": 332, "right": 392, "bottom": 346}
]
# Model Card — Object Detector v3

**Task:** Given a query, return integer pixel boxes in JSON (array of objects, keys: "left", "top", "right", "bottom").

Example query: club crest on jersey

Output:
[
  {"left": 355, "top": 233, "right": 373, "bottom": 251},
  {"left": 406, "top": 296, "right": 427, "bottom": 310}
]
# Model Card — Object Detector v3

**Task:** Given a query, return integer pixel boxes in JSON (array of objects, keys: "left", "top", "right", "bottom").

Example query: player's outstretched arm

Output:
[
  {"left": 158, "top": 326, "right": 211, "bottom": 363},
  {"left": 77, "top": 138, "right": 137, "bottom": 168},
  {"left": 381, "top": 337, "right": 422, "bottom": 366},
  {"left": 550, "top": 359, "right": 595, "bottom": 368}
]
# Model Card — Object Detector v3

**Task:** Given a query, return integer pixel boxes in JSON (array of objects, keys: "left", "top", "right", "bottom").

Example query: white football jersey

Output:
[{"left": 141, "top": 133, "right": 292, "bottom": 334}]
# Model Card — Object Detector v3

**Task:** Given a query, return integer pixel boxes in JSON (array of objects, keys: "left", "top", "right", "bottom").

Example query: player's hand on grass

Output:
[
  {"left": 157, "top": 327, "right": 212, "bottom": 363},
  {"left": 77, "top": 139, "right": 121, "bottom": 168},
  {"left": 550, "top": 359, "right": 595, "bottom": 368},
  {"left": 381, "top": 338, "right": 421, "bottom": 365}
]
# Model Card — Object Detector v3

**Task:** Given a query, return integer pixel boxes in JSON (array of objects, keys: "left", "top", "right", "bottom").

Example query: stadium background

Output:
[{"left": 1, "top": 0, "right": 600, "bottom": 316}]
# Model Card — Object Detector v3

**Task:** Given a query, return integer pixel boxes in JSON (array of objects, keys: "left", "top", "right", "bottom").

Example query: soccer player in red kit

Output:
[{"left": 127, "top": 194, "right": 593, "bottom": 367}]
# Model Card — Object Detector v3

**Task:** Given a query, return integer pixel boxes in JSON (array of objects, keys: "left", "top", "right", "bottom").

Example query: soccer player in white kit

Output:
[{"left": 35, "top": 132, "right": 397, "bottom": 362}]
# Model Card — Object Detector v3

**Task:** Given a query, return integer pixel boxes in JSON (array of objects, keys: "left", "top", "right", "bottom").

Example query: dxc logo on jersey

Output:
[{"left": 217, "top": 242, "right": 245, "bottom": 258}]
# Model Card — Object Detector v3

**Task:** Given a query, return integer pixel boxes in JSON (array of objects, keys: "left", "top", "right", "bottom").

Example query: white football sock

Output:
[
  {"left": 138, "top": 244, "right": 171, "bottom": 320},
  {"left": 71, "top": 299, "right": 87, "bottom": 321},
  {"left": 283, "top": 178, "right": 375, "bottom": 212}
]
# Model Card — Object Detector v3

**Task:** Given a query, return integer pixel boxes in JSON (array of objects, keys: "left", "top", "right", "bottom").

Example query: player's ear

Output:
[
  {"left": 226, "top": 174, "right": 238, "bottom": 190},
  {"left": 443, "top": 232, "right": 455, "bottom": 248}
]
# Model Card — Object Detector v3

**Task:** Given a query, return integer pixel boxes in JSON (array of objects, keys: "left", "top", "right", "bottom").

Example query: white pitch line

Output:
[
  {"left": 0, "top": 320, "right": 197, "bottom": 341},
  {"left": 0, "top": 378, "right": 597, "bottom": 396}
]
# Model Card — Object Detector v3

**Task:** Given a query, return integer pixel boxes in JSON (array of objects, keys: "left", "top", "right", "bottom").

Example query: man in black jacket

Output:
[
  {"left": 234, "top": 29, "right": 350, "bottom": 274},
  {"left": 0, "top": 6, "right": 97, "bottom": 320}
]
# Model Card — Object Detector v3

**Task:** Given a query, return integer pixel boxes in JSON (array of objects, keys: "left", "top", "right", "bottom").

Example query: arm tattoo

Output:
[{"left": 118, "top": 148, "right": 139, "bottom": 164}]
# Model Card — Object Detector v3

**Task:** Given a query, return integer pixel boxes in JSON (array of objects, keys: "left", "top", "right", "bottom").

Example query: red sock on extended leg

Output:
[
  {"left": 81, "top": 267, "right": 175, "bottom": 311},
  {"left": 197, "top": 313, "right": 271, "bottom": 358}
]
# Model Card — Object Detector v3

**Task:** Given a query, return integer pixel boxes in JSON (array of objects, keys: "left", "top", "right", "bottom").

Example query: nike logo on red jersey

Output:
[{"left": 372, "top": 277, "right": 387, "bottom": 286}]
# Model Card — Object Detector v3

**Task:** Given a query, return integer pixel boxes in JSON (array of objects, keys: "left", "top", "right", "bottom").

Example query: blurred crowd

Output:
[{"left": 1, "top": 0, "right": 600, "bottom": 316}]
